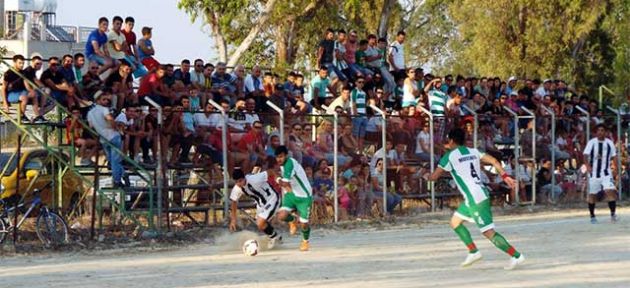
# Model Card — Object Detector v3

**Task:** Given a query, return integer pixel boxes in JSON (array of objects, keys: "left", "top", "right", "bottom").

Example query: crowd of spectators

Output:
[{"left": 2, "top": 19, "right": 628, "bottom": 215}]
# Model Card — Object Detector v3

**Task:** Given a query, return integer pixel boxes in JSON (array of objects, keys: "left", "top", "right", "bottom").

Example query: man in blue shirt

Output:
[{"left": 85, "top": 17, "right": 116, "bottom": 77}]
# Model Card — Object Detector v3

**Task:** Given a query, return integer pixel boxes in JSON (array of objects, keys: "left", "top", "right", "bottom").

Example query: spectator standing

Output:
[
  {"left": 87, "top": 90, "right": 124, "bottom": 187},
  {"left": 388, "top": 31, "right": 406, "bottom": 79}
]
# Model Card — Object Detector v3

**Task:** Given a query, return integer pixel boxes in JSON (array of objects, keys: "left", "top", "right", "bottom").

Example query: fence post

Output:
[
  {"left": 606, "top": 106, "right": 623, "bottom": 199},
  {"left": 575, "top": 106, "right": 591, "bottom": 143},
  {"left": 503, "top": 106, "right": 521, "bottom": 205},
  {"left": 521, "top": 107, "right": 537, "bottom": 205},
  {"left": 144, "top": 97, "right": 163, "bottom": 230},
  {"left": 333, "top": 111, "right": 339, "bottom": 222},
  {"left": 417, "top": 105, "right": 436, "bottom": 212},
  {"left": 462, "top": 104, "right": 478, "bottom": 149},
  {"left": 540, "top": 105, "right": 556, "bottom": 202},
  {"left": 370, "top": 105, "right": 388, "bottom": 215},
  {"left": 208, "top": 100, "right": 230, "bottom": 219},
  {"left": 266, "top": 101, "right": 285, "bottom": 145}
]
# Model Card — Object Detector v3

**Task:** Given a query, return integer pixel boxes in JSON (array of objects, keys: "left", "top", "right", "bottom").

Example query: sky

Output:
[{"left": 55, "top": 0, "right": 217, "bottom": 64}]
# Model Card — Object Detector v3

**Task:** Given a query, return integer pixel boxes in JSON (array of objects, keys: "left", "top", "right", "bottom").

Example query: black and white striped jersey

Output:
[
  {"left": 583, "top": 138, "right": 617, "bottom": 178},
  {"left": 230, "top": 171, "right": 279, "bottom": 207}
]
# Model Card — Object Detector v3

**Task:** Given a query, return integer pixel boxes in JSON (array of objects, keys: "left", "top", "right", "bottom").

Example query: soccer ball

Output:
[{"left": 242, "top": 239, "right": 259, "bottom": 256}]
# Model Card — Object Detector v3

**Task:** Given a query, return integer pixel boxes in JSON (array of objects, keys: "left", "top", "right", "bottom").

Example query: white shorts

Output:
[
  {"left": 588, "top": 176, "right": 616, "bottom": 194},
  {"left": 256, "top": 197, "right": 280, "bottom": 221}
]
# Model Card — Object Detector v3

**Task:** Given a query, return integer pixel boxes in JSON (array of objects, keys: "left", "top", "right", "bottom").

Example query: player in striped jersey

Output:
[
  {"left": 583, "top": 124, "right": 619, "bottom": 223},
  {"left": 229, "top": 168, "right": 283, "bottom": 249},
  {"left": 427, "top": 128, "right": 525, "bottom": 270},
  {"left": 275, "top": 145, "right": 314, "bottom": 251}
]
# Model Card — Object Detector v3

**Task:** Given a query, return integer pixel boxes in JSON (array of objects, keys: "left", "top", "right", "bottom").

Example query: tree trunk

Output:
[
  {"left": 227, "top": 0, "right": 278, "bottom": 67},
  {"left": 518, "top": 5, "right": 528, "bottom": 77},
  {"left": 206, "top": 10, "right": 227, "bottom": 63},
  {"left": 275, "top": 23, "right": 289, "bottom": 66},
  {"left": 378, "top": 0, "right": 395, "bottom": 38}
]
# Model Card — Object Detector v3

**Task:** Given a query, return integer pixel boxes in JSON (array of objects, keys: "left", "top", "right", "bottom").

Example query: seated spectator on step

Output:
[
  {"left": 137, "top": 26, "right": 160, "bottom": 72},
  {"left": 105, "top": 60, "right": 136, "bottom": 110},
  {"left": 41, "top": 56, "right": 76, "bottom": 108},
  {"left": 86, "top": 17, "right": 116, "bottom": 76}
]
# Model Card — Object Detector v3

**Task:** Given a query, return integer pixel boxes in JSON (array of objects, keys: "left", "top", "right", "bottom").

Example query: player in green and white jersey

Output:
[
  {"left": 427, "top": 128, "right": 525, "bottom": 270},
  {"left": 275, "top": 145, "right": 313, "bottom": 251}
]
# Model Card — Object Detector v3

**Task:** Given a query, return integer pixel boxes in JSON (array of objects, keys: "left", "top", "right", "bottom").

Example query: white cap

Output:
[
  {"left": 510, "top": 91, "right": 518, "bottom": 96},
  {"left": 543, "top": 79, "right": 552, "bottom": 83},
  {"left": 508, "top": 76, "right": 517, "bottom": 82}
]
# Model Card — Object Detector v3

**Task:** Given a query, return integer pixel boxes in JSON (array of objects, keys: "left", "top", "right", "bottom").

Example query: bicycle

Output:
[{"left": 0, "top": 182, "right": 69, "bottom": 247}]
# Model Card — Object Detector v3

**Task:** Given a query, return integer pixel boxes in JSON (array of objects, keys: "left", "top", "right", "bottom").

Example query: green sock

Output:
[
  {"left": 490, "top": 232, "right": 521, "bottom": 258},
  {"left": 283, "top": 214, "right": 295, "bottom": 222},
  {"left": 301, "top": 226, "right": 311, "bottom": 241},
  {"left": 454, "top": 224, "right": 478, "bottom": 253}
]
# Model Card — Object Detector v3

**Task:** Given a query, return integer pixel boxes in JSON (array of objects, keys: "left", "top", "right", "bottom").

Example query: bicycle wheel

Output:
[
  {"left": 36, "top": 210, "right": 69, "bottom": 247},
  {"left": 0, "top": 217, "right": 7, "bottom": 244}
]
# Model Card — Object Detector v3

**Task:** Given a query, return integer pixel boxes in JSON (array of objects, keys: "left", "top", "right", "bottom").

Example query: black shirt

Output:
[
  {"left": 3, "top": 69, "right": 26, "bottom": 92},
  {"left": 40, "top": 69, "right": 65, "bottom": 87},
  {"left": 319, "top": 39, "right": 335, "bottom": 64},
  {"left": 105, "top": 72, "right": 132, "bottom": 87},
  {"left": 22, "top": 66, "right": 38, "bottom": 82}
]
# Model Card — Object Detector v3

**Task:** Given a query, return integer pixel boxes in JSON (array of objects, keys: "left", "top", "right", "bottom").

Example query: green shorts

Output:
[
  {"left": 454, "top": 199, "right": 495, "bottom": 233},
  {"left": 280, "top": 192, "right": 313, "bottom": 223}
]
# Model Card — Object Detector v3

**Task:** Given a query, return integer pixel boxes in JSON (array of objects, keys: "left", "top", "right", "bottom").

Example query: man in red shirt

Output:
[
  {"left": 138, "top": 65, "right": 171, "bottom": 105},
  {"left": 121, "top": 17, "right": 138, "bottom": 62},
  {"left": 234, "top": 121, "right": 265, "bottom": 172}
]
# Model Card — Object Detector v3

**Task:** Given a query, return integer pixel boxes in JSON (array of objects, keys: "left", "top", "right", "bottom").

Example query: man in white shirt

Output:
[
  {"left": 189, "top": 59, "right": 205, "bottom": 90},
  {"left": 325, "top": 86, "right": 352, "bottom": 115},
  {"left": 244, "top": 65, "right": 265, "bottom": 97},
  {"left": 87, "top": 90, "right": 124, "bottom": 187},
  {"left": 388, "top": 30, "right": 406, "bottom": 79}
]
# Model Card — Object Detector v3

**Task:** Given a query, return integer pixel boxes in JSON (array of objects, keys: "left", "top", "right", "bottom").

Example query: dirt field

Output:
[{"left": 1, "top": 207, "right": 629, "bottom": 288}]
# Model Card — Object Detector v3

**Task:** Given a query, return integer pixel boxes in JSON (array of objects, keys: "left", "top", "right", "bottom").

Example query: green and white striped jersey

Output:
[
  {"left": 280, "top": 157, "right": 312, "bottom": 198},
  {"left": 428, "top": 89, "right": 447, "bottom": 116},
  {"left": 438, "top": 146, "right": 489, "bottom": 206}
]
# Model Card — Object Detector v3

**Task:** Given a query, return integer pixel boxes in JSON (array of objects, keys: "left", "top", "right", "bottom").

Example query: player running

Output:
[
  {"left": 427, "top": 128, "right": 525, "bottom": 270},
  {"left": 583, "top": 124, "right": 619, "bottom": 224},
  {"left": 275, "top": 145, "right": 313, "bottom": 251},
  {"left": 229, "top": 167, "right": 283, "bottom": 249}
]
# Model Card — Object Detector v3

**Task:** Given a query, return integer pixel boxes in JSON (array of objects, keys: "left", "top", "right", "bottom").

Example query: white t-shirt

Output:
[
  {"left": 194, "top": 112, "right": 223, "bottom": 129},
  {"left": 244, "top": 74, "right": 264, "bottom": 94},
  {"left": 190, "top": 71, "right": 205, "bottom": 86},
  {"left": 114, "top": 112, "right": 133, "bottom": 126},
  {"left": 87, "top": 105, "right": 119, "bottom": 141},
  {"left": 326, "top": 96, "right": 351, "bottom": 115},
  {"left": 107, "top": 31, "right": 126, "bottom": 60},
  {"left": 415, "top": 130, "right": 430, "bottom": 153},
  {"left": 389, "top": 41, "right": 405, "bottom": 70},
  {"left": 244, "top": 112, "right": 260, "bottom": 127}
]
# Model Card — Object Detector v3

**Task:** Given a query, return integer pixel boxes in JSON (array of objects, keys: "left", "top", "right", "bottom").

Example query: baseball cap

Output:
[
  {"left": 543, "top": 79, "right": 552, "bottom": 83},
  {"left": 508, "top": 76, "right": 517, "bottom": 82},
  {"left": 510, "top": 91, "right": 518, "bottom": 96}
]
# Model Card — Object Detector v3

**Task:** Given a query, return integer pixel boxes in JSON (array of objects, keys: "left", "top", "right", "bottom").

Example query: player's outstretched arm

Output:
[
  {"left": 481, "top": 154, "right": 516, "bottom": 189},
  {"left": 427, "top": 167, "right": 446, "bottom": 182}
]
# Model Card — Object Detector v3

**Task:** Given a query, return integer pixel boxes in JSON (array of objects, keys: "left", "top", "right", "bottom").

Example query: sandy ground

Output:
[{"left": 1, "top": 207, "right": 629, "bottom": 288}]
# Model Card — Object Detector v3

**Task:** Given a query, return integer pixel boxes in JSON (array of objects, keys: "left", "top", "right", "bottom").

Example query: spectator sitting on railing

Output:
[
  {"left": 136, "top": 26, "right": 160, "bottom": 72},
  {"left": 108, "top": 16, "right": 145, "bottom": 79},
  {"left": 86, "top": 17, "right": 116, "bottom": 77},
  {"left": 105, "top": 60, "right": 135, "bottom": 111},
  {"left": 121, "top": 17, "right": 138, "bottom": 62},
  {"left": 2, "top": 55, "right": 45, "bottom": 123},
  {"left": 41, "top": 56, "right": 76, "bottom": 109},
  {"left": 59, "top": 54, "right": 83, "bottom": 109}
]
